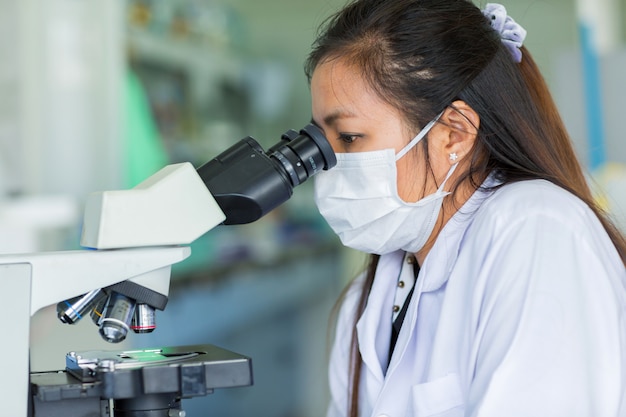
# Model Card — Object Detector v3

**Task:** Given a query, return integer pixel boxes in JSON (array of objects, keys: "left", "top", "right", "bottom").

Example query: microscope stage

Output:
[{"left": 30, "top": 344, "right": 253, "bottom": 416}]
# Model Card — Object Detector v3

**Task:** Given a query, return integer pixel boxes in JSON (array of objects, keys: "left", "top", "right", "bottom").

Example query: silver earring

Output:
[{"left": 449, "top": 152, "right": 458, "bottom": 162}]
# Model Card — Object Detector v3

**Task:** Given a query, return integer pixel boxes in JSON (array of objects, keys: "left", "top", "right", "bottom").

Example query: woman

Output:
[{"left": 306, "top": 1, "right": 626, "bottom": 416}]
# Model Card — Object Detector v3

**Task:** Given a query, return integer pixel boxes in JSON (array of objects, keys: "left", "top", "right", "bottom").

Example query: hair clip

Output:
[{"left": 482, "top": 3, "right": 527, "bottom": 63}]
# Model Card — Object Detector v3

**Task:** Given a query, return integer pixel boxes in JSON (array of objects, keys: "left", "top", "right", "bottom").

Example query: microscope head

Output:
[{"left": 80, "top": 162, "right": 227, "bottom": 250}]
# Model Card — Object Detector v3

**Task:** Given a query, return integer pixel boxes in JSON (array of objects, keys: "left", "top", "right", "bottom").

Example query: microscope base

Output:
[{"left": 30, "top": 344, "right": 253, "bottom": 417}]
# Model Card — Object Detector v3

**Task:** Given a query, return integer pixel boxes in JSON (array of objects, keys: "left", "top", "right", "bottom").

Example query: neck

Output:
[{"left": 414, "top": 175, "right": 479, "bottom": 265}]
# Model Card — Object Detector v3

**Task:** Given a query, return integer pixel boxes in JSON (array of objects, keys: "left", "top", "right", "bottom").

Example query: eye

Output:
[{"left": 337, "top": 133, "right": 362, "bottom": 144}]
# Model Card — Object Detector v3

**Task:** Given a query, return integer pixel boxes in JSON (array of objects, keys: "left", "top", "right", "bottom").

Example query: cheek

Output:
[{"left": 326, "top": 137, "right": 342, "bottom": 153}]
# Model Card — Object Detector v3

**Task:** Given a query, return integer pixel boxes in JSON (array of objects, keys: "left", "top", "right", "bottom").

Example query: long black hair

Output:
[{"left": 305, "top": 1, "right": 626, "bottom": 416}]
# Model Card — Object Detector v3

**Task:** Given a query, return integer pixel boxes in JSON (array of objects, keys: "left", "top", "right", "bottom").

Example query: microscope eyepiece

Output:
[
  {"left": 268, "top": 123, "right": 336, "bottom": 187},
  {"left": 197, "top": 123, "right": 336, "bottom": 225}
]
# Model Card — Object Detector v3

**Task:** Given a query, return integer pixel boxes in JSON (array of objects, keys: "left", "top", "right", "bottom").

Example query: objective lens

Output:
[
  {"left": 91, "top": 293, "right": 108, "bottom": 326},
  {"left": 131, "top": 303, "right": 156, "bottom": 333},
  {"left": 99, "top": 292, "right": 136, "bottom": 343},
  {"left": 57, "top": 289, "right": 107, "bottom": 324}
]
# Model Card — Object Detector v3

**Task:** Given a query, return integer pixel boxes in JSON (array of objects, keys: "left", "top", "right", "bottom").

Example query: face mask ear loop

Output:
[
  {"left": 438, "top": 162, "right": 458, "bottom": 192},
  {"left": 395, "top": 111, "right": 445, "bottom": 161}
]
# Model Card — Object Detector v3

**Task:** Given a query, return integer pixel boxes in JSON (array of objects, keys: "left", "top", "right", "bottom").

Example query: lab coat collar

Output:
[{"left": 356, "top": 250, "right": 405, "bottom": 383}]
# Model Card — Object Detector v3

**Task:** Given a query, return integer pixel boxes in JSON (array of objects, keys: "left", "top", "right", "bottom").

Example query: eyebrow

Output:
[{"left": 322, "top": 109, "right": 356, "bottom": 127}]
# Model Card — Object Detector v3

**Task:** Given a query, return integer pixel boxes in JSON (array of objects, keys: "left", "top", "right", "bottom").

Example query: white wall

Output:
[{"left": 1, "top": 0, "right": 125, "bottom": 199}]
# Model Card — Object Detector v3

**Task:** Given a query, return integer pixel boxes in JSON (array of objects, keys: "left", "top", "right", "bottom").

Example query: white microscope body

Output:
[{"left": 1, "top": 123, "right": 335, "bottom": 416}]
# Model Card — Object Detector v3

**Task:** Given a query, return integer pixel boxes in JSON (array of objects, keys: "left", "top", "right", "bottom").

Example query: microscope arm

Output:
[{"left": 2, "top": 246, "right": 190, "bottom": 316}]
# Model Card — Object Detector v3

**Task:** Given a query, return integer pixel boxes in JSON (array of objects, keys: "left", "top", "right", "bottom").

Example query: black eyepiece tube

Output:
[{"left": 196, "top": 124, "right": 336, "bottom": 225}]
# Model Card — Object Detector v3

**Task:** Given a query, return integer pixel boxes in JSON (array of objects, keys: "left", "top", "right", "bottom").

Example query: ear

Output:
[{"left": 438, "top": 100, "right": 480, "bottom": 165}]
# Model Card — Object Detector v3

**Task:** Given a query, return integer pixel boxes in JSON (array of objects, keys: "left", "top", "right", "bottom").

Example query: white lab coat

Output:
[{"left": 327, "top": 179, "right": 626, "bottom": 417}]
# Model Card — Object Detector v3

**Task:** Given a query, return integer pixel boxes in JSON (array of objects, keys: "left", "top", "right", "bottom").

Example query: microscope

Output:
[{"left": 0, "top": 124, "right": 336, "bottom": 417}]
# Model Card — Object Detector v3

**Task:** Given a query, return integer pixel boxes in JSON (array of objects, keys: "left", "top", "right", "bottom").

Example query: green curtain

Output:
[{"left": 124, "top": 70, "right": 169, "bottom": 187}]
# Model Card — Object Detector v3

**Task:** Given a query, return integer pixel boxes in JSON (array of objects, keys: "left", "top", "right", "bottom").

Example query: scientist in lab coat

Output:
[{"left": 305, "top": 1, "right": 626, "bottom": 416}]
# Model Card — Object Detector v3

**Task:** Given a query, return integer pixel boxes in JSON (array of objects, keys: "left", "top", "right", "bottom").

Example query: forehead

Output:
[{"left": 310, "top": 59, "right": 397, "bottom": 125}]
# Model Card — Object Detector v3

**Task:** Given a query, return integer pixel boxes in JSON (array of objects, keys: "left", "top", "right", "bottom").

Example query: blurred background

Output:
[{"left": 0, "top": 0, "right": 624, "bottom": 416}]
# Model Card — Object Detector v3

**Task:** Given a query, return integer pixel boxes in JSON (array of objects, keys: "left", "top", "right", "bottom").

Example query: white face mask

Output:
[{"left": 314, "top": 115, "right": 457, "bottom": 255}]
